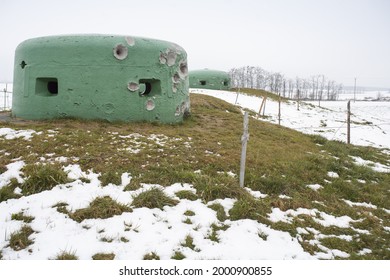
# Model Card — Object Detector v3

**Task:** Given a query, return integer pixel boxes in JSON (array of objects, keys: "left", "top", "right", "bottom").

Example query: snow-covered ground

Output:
[
  {"left": 1, "top": 88, "right": 390, "bottom": 260},
  {"left": 0, "top": 162, "right": 314, "bottom": 260},
  {"left": 338, "top": 89, "right": 390, "bottom": 101},
  {"left": 191, "top": 89, "right": 390, "bottom": 150},
  {"left": 1, "top": 154, "right": 387, "bottom": 260}
]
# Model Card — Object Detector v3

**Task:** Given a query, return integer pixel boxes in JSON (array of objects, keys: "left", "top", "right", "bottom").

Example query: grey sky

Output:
[{"left": 1, "top": 0, "right": 389, "bottom": 87}]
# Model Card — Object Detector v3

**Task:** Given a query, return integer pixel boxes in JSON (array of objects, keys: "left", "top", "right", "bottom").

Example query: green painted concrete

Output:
[
  {"left": 12, "top": 35, "right": 190, "bottom": 123},
  {"left": 189, "top": 69, "right": 230, "bottom": 90}
]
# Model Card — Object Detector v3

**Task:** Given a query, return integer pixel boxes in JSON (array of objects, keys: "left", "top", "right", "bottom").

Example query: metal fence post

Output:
[{"left": 240, "top": 112, "right": 249, "bottom": 188}]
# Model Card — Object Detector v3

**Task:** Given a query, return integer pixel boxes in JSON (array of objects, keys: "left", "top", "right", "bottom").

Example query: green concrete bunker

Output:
[
  {"left": 189, "top": 69, "right": 231, "bottom": 90},
  {"left": 12, "top": 35, "right": 190, "bottom": 123}
]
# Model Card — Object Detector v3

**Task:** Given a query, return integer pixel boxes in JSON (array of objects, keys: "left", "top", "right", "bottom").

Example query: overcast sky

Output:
[{"left": 1, "top": 0, "right": 389, "bottom": 88}]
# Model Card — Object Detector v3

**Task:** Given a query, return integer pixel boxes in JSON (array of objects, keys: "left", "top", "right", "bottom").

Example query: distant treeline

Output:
[{"left": 229, "top": 66, "right": 343, "bottom": 100}]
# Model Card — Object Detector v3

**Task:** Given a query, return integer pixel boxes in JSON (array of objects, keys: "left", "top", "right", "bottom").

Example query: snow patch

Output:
[
  {"left": 350, "top": 155, "right": 390, "bottom": 173},
  {"left": 0, "top": 161, "right": 25, "bottom": 189},
  {"left": 306, "top": 184, "right": 323, "bottom": 191},
  {"left": 0, "top": 128, "right": 39, "bottom": 140},
  {"left": 327, "top": 171, "right": 339, "bottom": 178}
]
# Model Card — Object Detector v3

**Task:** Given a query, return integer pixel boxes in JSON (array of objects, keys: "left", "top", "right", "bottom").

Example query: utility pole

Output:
[
  {"left": 353, "top": 78, "right": 357, "bottom": 102},
  {"left": 297, "top": 89, "right": 300, "bottom": 111}
]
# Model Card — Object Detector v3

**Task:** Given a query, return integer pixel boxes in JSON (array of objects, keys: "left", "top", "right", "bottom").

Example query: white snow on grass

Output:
[
  {"left": 313, "top": 212, "right": 357, "bottom": 228},
  {"left": 349, "top": 155, "right": 390, "bottom": 173},
  {"left": 306, "top": 184, "right": 323, "bottom": 191},
  {"left": 0, "top": 161, "right": 25, "bottom": 189},
  {"left": 268, "top": 208, "right": 317, "bottom": 224},
  {"left": 342, "top": 199, "right": 378, "bottom": 209},
  {"left": 0, "top": 128, "right": 39, "bottom": 140},
  {"left": 268, "top": 207, "right": 358, "bottom": 229},
  {"left": 245, "top": 187, "right": 267, "bottom": 198},
  {"left": 2, "top": 89, "right": 389, "bottom": 260},
  {"left": 0, "top": 164, "right": 316, "bottom": 260},
  {"left": 114, "top": 133, "right": 190, "bottom": 155},
  {"left": 327, "top": 171, "right": 339, "bottom": 178},
  {"left": 357, "top": 248, "right": 372, "bottom": 256}
]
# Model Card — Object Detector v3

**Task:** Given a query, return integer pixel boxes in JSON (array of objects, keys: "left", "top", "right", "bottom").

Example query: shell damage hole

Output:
[
  {"left": 175, "top": 105, "right": 181, "bottom": 116},
  {"left": 146, "top": 99, "right": 155, "bottom": 111},
  {"left": 166, "top": 50, "right": 177, "bottom": 66},
  {"left": 179, "top": 61, "right": 188, "bottom": 78},
  {"left": 200, "top": 80, "right": 206, "bottom": 86},
  {"left": 127, "top": 82, "right": 139, "bottom": 92},
  {"left": 113, "top": 44, "right": 128, "bottom": 60},
  {"left": 172, "top": 73, "right": 180, "bottom": 83},
  {"left": 159, "top": 52, "right": 167, "bottom": 64},
  {"left": 125, "top": 36, "right": 135, "bottom": 46},
  {"left": 172, "top": 84, "right": 178, "bottom": 93},
  {"left": 175, "top": 101, "right": 189, "bottom": 116},
  {"left": 20, "top": 61, "right": 27, "bottom": 69}
]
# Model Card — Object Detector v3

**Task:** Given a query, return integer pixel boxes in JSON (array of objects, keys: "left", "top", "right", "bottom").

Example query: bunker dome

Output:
[
  {"left": 189, "top": 69, "right": 230, "bottom": 90},
  {"left": 12, "top": 34, "right": 190, "bottom": 123}
]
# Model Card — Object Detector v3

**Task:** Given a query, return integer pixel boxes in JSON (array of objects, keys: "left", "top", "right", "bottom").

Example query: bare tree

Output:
[{"left": 229, "top": 66, "right": 344, "bottom": 101}]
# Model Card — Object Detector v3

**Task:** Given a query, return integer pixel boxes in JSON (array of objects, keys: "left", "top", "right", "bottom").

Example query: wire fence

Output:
[{"left": 1, "top": 83, "right": 12, "bottom": 111}]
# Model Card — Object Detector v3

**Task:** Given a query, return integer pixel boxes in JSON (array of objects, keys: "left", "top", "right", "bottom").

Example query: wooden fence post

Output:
[
  {"left": 235, "top": 88, "right": 240, "bottom": 104},
  {"left": 258, "top": 96, "right": 267, "bottom": 117},
  {"left": 297, "top": 89, "right": 300, "bottom": 111},
  {"left": 240, "top": 112, "right": 249, "bottom": 188},
  {"left": 278, "top": 91, "right": 281, "bottom": 125}
]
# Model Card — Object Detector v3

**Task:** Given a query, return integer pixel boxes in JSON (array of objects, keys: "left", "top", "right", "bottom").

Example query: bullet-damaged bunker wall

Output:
[
  {"left": 189, "top": 69, "right": 230, "bottom": 90},
  {"left": 12, "top": 35, "right": 190, "bottom": 123}
]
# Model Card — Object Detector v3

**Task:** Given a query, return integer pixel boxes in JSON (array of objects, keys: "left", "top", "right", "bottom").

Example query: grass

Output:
[
  {"left": 52, "top": 202, "right": 69, "bottom": 215},
  {"left": 180, "top": 235, "right": 199, "bottom": 252},
  {"left": 131, "top": 187, "right": 178, "bottom": 210},
  {"left": 55, "top": 250, "right": 78, "bottom": 260},
  {"left": 207, "top": 223, "right": 230, "bottom": 243},
  {"left": 9, "top": 225, "right": 34, "bottom": 251},
  {"left": 231, "top": 88, "right": 288, "bottom": 102},
  {"left": 1, "top": 91, "right": 390, "bottom": 259},
  {"left": 192, "top": 174, "right": 248, "bottom": 202},
  {"left": 229, "top": 196, "right": 269, "bottom": 224},
  {"left": 171, "top": 251, "right": 186, "bottom": 260},
  {"left": 143, "top": 252, "right": 160, "bottom": 260},
  {"left": 208, "top": 203, "right": 228, "bottom": 221},
  {"left": 11, "top": 212, "right": 34, "bottom": 223},
  {"left": 99, "top": 170, "right": 122, "bottom": 186},
  {"left": 70, "top": 196, "right": 132, "bottom": 222},
  {"left": 175, "top": 190, "right": 198, "bottom": 201},
  {"left": 0, "top": 179, "right": 21, "bottom": 202},
  {"left": 21, "top": 164, "right": 69, "bottom": 195},
  {"left": 92, "top": 253, "right": 115, "bottom": 260},
  {"left": 184, "top": 210, "right": 195, "bottom": 216}
]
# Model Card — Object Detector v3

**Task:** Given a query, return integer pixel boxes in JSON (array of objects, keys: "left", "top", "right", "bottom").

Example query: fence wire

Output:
[{"left": 1, "top": 84, "right": 12, "bottom": 111}]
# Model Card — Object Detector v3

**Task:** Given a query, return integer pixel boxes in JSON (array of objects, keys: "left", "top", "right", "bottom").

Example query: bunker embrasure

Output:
[
  {"left": 189, "top": 69, "right": 230, "bottom": 90},
  {"left": 12, "top": 35, "right": 190, "bottom": 123}
]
